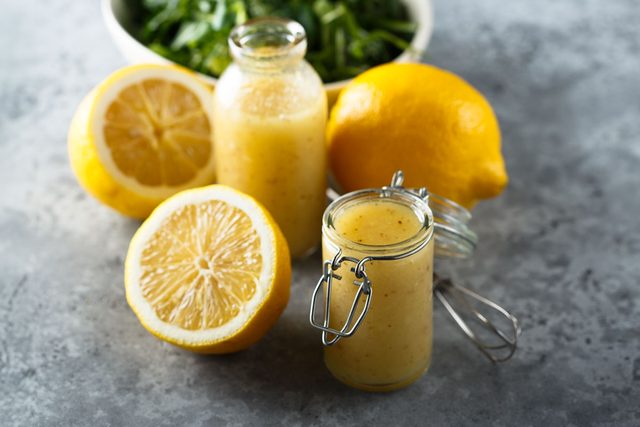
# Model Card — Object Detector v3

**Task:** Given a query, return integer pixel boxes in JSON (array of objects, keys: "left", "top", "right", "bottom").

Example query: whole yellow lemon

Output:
[{"left": 327, "top": 63, "right": 508, "bottom": 209}]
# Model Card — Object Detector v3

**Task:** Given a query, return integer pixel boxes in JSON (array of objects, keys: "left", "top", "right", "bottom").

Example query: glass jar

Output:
[
  {"left": 213, "top": 18, "right": 327, "bottom": 258},
  {"left": 310, "top": 171, "right": 484, "bottom": 391},
  {"left": 314, "top": 179, "right": 435, "bottom": 391}
]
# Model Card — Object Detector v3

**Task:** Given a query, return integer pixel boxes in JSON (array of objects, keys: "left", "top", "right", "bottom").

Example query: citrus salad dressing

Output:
[
  {"left": 213, "top": 18, "right": 327, "bottom": 257},
  {"left": 322, "top": 194, "right": 434, "bottom": 391}
]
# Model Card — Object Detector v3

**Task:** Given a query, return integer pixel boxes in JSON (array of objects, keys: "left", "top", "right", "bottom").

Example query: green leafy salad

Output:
[{"left": 136, "top": 0, "right": 417, "bottom": 82}]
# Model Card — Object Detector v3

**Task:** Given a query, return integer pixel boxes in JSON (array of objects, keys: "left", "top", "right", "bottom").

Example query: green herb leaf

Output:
[{"left": 137, "top": 0, "right": 415, "bottom": 82}]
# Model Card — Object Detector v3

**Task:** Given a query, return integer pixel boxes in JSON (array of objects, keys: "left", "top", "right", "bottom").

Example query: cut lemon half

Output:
[
  {"left": 68, "top": 64, "right": 216, "bottom": 218},
  {"left": 125, "top": 185, "right": 291, "bottom": 353}
]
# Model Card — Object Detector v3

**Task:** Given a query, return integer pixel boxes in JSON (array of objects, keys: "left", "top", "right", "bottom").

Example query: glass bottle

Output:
[{"left": 213, "top": 18, "right": 327, "bottom": 258}]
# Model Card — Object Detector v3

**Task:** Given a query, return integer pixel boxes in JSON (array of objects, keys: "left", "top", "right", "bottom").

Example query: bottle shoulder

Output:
[{"left": 214, "top": 60, "right": 326, "bottom": 116}]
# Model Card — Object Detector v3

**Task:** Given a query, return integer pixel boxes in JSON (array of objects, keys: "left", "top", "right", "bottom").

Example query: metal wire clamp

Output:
[{"left": 309, "top": 252, "right": 373, "bottom": 345}]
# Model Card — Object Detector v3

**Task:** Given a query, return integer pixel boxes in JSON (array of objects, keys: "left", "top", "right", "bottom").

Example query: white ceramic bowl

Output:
[{"left": 101, "top": 0, "right": 432, "bottom": 103}]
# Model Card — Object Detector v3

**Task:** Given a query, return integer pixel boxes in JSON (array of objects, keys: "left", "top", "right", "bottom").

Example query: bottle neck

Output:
[{"left": 229, "top": 18, "right": 307, "bottom": 71}]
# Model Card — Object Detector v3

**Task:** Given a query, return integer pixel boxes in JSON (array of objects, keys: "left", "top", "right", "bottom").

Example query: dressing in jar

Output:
[
  {"left": 213, "top": 18, "right": 327, "bottom": 258},
  {"left": 310, "top": 170, "right": 492, "bottom": 391},
  {"left": 326, "top": 193, "right": 433, "bottom": 390}
]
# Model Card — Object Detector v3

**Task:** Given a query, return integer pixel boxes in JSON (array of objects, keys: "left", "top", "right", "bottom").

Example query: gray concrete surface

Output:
[{"left": 1, "top": 0, "right": 639, "bottom": 425}]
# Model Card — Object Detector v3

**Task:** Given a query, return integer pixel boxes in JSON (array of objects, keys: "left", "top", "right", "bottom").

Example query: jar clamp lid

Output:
[{"left": 310, "top": 171, "right": 521, "bottom": 363}]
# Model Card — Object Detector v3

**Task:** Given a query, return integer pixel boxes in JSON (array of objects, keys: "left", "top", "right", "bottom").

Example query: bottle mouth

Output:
[{"left": 229, "top": 17, "right": 307, "bottom": 64}]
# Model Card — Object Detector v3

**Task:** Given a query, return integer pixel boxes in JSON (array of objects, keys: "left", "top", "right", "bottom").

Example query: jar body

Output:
[
  {"left": 213, "top": 21, "right": 327, "bottom": 258},
  {"left": 321, "top": 192, "right": 435, "bottom": 391}
]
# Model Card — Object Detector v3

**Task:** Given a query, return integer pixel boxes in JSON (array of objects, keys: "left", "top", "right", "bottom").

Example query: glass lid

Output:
[{"left": 327, "top": 171, "right": 478, "bottom": 259}]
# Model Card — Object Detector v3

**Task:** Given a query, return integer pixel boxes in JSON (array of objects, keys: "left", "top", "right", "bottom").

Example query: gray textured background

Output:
[{"left": 1, "top": 0, "right": 639, "bottom": 425}]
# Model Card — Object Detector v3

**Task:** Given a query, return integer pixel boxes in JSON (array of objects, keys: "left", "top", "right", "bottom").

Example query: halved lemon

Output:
[
  {"left": 125, "top": 185, "right": 291, "bottom": 353},
  {"left": 68, "top": 64, "right": 216, "bottom": 218}
]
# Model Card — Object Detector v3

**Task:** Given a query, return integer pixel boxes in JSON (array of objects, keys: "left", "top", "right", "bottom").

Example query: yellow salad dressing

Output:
[
  {"left": 323, "top": 197, "right": 434, "bottom": 391},
  {"left": 213, "top": 19, "right": 327, "bottom": 257}
]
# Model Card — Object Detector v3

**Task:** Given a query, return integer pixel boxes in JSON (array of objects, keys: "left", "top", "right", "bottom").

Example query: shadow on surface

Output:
[{"left": 182, "top": 252, "right": 353, "bottom": 398}]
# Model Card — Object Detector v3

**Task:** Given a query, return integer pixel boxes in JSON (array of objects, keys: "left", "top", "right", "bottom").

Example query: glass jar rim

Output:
[
  {"left": 322, "top": 188, "right": 434, "bottom": 257},
  {"left": 229, "top": 17, "right": 307, "bottom": 63}
]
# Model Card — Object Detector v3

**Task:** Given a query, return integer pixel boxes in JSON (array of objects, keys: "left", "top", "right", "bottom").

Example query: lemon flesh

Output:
[
  {"left": 140, "top": 200, "right": 261, "bottom": 330},
  {"left": 104, "top": 80, "right": 211, "bottom": 187}
]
